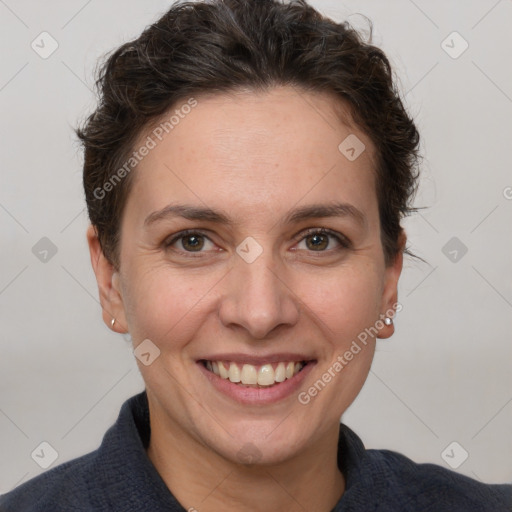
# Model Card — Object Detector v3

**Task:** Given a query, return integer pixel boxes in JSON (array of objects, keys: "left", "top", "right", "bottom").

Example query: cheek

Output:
[
  {"left": 122, "top": 264, "right": 221, "bottom": 343},
  {"left": 293, "top": 266, "right": 381, "bottom": 414},
  {"left": 297, "top": 264, "right": 383, "bottom": 339}
]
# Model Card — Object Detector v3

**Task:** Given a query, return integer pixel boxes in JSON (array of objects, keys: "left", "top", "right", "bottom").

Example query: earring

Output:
[
  {"left": 384, "top": 317, "right": 393, "bottom": 326},
  {"left": 111, "top": 318, "right": 116, "bottom": 328}
]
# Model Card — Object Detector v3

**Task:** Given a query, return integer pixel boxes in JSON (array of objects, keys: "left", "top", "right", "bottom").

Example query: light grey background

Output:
[{"left": 1, "top": 0, "right": 511, "bottom": 493}]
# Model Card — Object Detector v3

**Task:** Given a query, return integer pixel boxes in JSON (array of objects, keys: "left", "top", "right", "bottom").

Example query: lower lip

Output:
[{"left": 197, "top": 361, "right": 316, "bottom": 405}]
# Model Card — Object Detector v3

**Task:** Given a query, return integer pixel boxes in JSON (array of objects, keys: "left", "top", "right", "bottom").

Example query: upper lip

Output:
[{"left": 198, "top": 353, "right": 316, "bottom": 365}]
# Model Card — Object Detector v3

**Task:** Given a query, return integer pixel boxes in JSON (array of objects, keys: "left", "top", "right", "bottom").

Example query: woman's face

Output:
[{"left": 90, "top": 86, "right": 403, "bottom": 465}]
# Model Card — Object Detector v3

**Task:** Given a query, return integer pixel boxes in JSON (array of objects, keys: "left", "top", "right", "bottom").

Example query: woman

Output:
[{"left": 1, "top": 0, "right": 510, "bottom": 510}]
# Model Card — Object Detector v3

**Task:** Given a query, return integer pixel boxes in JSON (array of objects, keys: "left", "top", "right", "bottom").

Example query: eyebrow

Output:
[{"left": 144, "top": 202, "right": 367, "bottom": 229}]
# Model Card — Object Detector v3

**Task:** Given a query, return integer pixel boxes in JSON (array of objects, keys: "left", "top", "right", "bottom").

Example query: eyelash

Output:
[{"left": 163, "top": 228, "right": 351, "bottom": 256}]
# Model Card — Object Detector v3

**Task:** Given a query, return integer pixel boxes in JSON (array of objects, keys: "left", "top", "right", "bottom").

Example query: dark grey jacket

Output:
[{"left": 1, "top": 391, "right": 510, "bottom": 511}]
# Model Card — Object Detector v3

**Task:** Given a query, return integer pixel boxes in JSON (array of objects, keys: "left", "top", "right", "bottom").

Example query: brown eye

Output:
[
  {"left": 305, "top": 232, "right": 329, "bottom": 251},
  {"left": 294, "top": 228, "right": 351, "bottom": 252},
  {"left": 180, "top": 234, "right": 205, "bottom": 251},
  {"left": 164, "top": 230, "right": 215, "bottom": 254}
]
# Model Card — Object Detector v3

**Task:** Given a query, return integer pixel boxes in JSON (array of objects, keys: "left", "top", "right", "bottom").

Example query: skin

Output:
[{"left": 87, "top": 86, "right": 405, "bottom": 511}]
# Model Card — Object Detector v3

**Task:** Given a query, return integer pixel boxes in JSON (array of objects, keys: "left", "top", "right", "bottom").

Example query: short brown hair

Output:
[{"left": 78, "top": 0, "right": 420, "bottom": 269}]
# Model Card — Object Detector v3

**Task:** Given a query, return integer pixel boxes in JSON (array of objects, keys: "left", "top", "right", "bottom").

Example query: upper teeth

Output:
[{"left": 205, "top": 361, "right": 305, "bottom": 386}]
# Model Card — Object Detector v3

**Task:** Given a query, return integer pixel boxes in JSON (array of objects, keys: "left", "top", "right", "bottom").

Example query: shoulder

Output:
[
  {"left": 0, "top": 391, "right": 169, "bottom": 512},
  {"left": 365, "top": 447, "right": 512, "bottom": 511},
  {"left": 0, "top": 449, "right": 103, "bottom": 512}
]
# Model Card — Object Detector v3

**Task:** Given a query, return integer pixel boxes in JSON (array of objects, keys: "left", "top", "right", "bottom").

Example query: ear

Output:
[
  {"left": 86, "top": 224, "right": 128, "bottom": 333},
  {"left": 377, "top": 229, "right": 406, "bottom": 339}
]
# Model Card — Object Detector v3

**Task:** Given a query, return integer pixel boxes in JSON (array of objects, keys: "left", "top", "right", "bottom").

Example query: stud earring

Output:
[
  {"left": 384, "top": 317, "right": 393, "bottom": 326},
  {"left": 111, "top": 318, "right": 116, "bottom": 328}
]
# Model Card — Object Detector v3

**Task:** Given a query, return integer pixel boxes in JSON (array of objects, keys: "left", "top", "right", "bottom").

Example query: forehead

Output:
[{"left": 124, "top": 86, "right": 378, "bottom": 229}]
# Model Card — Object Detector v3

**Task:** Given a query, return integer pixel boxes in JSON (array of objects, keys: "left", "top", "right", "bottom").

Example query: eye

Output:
[
  {"left": 293, "top": 228, "right": 351, "bottom": 252},
  {"left": 164, "top": 230, "right": 216, "bottom": 254}
]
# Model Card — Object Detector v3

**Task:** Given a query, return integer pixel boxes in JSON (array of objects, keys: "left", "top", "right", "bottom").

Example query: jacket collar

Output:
[{"left": 96, "top": 390, "right": 378, "bottom": 511}]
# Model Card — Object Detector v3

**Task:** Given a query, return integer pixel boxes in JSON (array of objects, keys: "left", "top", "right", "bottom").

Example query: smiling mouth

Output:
[{"left": 200, "top": 360, "right": 312, "bottom": 388}]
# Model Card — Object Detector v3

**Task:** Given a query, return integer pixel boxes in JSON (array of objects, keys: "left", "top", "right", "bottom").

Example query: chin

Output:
[{"left": 202, "top": 420, "right": 308, "bottom": 466}]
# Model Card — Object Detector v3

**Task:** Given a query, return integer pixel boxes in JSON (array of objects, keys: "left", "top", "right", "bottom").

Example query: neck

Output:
[{"left": 147, "top": 411, "right": 345, "bottom": 512}]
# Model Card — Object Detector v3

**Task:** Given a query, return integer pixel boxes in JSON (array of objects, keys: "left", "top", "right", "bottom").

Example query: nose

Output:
[{"left": 218, "top": 247, "right": 300, "bottom": 340}]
